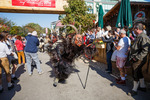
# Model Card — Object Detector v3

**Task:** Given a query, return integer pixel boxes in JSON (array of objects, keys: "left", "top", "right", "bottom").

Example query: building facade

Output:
[
  {"left": 51, "top": 0, "right": 118, "bottom": 31},
  {"left": 85, "top": 0, "right": 118, "bottom": 22}
]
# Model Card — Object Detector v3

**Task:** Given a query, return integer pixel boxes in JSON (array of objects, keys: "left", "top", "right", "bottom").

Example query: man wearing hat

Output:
[
  {"left": 25, "top": 32, "right": 32, "bottom": 40},
  {"left": 103, "top": 25, "right": 112, "bottom": 39},
  {"left": 25, "top": 31, "right": 43, "bottom": 75},
  {"left": 128, "top": 23, "right": 150, "bottom": 96},
  {"left": 115, "top": 29, "right": 131, "bottom": 85}
]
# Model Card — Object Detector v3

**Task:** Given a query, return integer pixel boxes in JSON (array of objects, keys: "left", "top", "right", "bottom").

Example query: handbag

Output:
[{"left": 111, "top": 50, "right": 117, "bottom": 61}]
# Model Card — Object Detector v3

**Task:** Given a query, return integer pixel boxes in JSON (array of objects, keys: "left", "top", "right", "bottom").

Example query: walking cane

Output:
[
  {"left": 75, "top": 43, "right": 95, "bottom": 89},
  {"left": 84, "top": 55, "right": 92, "bottom": 89},
  {"left": 84, "top": 43, "right": 96, "bottom": 89}
]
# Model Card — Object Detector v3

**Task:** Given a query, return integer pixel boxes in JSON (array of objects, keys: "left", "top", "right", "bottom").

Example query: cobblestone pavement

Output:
[{"left": 0, "top": 52, "right": 150, "bottom": 100}]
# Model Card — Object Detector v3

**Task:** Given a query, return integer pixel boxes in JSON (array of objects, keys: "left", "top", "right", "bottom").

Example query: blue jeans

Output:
[
  {"left": 25, "top": 52, "right": 42, "bottom": 74},
  {"left": 106, "top": 51, "right": 113, "bottom": 72}
]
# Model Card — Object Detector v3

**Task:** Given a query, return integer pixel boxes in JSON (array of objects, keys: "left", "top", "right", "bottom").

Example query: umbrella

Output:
[
  {"left": 116, "top": 0, "right": 133, "bottom": 30},
  {"left": 98, "top": 5, "right": 104, "bottom": 28}
]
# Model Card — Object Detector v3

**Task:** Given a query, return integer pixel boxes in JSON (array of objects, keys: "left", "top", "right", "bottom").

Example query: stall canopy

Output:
[
  {"left": 116, "top": 0, "right": 133, "bottom": 29},
  {"left": 98, "top": 5, "right": 104, "bottom": 28}
]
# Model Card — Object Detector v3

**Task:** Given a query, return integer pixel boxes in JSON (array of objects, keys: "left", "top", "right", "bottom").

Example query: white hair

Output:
[{"left": 120, "top": 29, "right": 126, "bottom": 34}]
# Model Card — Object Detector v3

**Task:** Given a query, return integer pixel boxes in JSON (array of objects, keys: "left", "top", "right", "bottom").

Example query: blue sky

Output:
[{"left": 0, "top": 13, "right": 59, "bottom": 28}]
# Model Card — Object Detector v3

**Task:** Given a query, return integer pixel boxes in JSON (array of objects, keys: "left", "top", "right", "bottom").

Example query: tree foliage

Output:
[
  {"left": 0, "top": 17, "right": 15, "bottom": 32},
  {"left": 24, "top": 23, "right": 44, "bottom": 36},
  {"left": 62, "top": 0, "right": 96, "bottom": 34},
  {"left": 0, "top": 17, "right": 49, "bottom": 37},
  {"left": 10, "top": 26, "right": 19, "bottom": 35}
]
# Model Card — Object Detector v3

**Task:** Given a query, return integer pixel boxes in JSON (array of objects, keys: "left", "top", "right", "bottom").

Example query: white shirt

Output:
[
  {"left": 117, "top": 36, "right": 131, "bottom": 58},
  {"left": 143, "top": 30, "right": 147, "bottom": 35},
  {"left": 96, "top": 30, "right": 103, "bottom": 38},
  {"left": 0, "top": 41, "right": 11, "bottom": 58},
  {"left": 103, "top": 31, "right": 109, "bottom": 38}
]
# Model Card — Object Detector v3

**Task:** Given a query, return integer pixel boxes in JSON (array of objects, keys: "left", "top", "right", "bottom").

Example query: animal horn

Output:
[{"left": 54, "top": 24, "right": 78, "bottom": 34}]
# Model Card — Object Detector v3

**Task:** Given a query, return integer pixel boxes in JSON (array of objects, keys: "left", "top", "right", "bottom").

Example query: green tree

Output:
[
  {"left": 17, "top": 26, "right": 24, "bottom": 34},
  {"left": 42, "top": 27, "right": 51, "bottom": 34},
  {"left": 24, "top": 23, "right": 44, "bottom": 36},
  {"left": 62, "top": 0, "right": 96, "bottom": 34},
  {"left": 10, "top": 26, "right": 19, "bottom": 35},
  {"left": 0, "top": 17, "right": 15, "bottom": 32}
]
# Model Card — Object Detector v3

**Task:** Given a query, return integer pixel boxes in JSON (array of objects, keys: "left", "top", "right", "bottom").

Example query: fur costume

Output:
[{"left": 47, "top": 34, "right": 96, "bottom": 87}]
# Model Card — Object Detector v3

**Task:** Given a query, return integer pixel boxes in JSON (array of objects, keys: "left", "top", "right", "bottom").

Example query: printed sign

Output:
[
  {"left": 134, "top": 11, "right": 146, "bottom": 22},
  {"left": 12, "top": 0, "right": 56, "bottom": 8}
]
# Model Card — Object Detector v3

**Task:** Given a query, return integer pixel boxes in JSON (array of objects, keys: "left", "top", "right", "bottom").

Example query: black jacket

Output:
[
  {"left": 130, "top": 32, "right": 150, "bottom": 60},
  {"left": 102, "top": 36, "right": 115, "bottom": 53}
]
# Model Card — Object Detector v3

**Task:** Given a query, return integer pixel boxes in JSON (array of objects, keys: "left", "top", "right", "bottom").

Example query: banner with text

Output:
[{"left": 12, "top": 0, "right": 56, "bottom": 8}]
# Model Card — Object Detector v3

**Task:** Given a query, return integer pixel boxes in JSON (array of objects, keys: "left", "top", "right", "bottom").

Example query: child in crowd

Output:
[{"left": 15, "top": 35, "right": 25, "bottom": 65}]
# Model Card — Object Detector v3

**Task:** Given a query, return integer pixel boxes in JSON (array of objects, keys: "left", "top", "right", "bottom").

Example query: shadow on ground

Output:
[
  {"left": 80, "top": 57, "right": 150, "bottom": 100},
  {"left": 45, "top": 61, "right": 80, "bottom": 85},
  {"left": 0, "top": 64, "right": 26, "bottom": 100}
]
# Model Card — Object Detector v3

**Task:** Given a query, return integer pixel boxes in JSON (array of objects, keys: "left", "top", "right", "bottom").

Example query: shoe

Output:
[
  {"left": 8, "top": 84, "right": 14, "bottom": 90},
  {"left": 128, "top": 90, "right": 137, "bottom": 96},
  {"left": 116, "top": 77, "right": 121, "bottom": 82},
  {"left": 116, "top": 80, "right": 126, "bottom": 85},
  {"left": 0, "top": 88, "right": 4, "bottom": 93},
  {"left": 38, "top": 71, "right": 44, "bottom": 75},
  {"left": 11, "top": 80, "right": 14, "bottom": 83},
  {"left": 107, "top": 71, "right": 112, "bottom": 74},
  {"left": 12, "top": 77, "right": 18, "bottom": 80},
  {"left": 29, "top": 73, "right": 33, "bottom": 76},
  {"left": 138, "top": 87, "right": 147, "bottom": 92},
  {"left": 53, "top": 82, "right": 58, "bottom": 87},
  {"left": 105, "top": 69, "right": 109, "bottom": 71}
]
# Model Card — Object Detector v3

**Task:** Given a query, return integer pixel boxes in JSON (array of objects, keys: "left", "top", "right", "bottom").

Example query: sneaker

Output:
[
  {"left": 138, "top": 87, "right": 147, "bottom": 92},
  {"left": 0, "top": 88, "right": 4, "bottom": 93},
  {"left": 29, "top": 73, "right": 33, "bottom": 76},
  {"left": 38, "top": 71, "right": 44, "bottom": 75},
  {"left": 128, "top": 90, "right": 137, "bottom": 96},
  {"left": 116, "top": 77, "right": 121, "bottom": 82},
  {"left": 8, "top": 84, "right": 14, "bottom": 90},
  {"left": 116, "top": 80, "right": 126, "bottom": 85}
]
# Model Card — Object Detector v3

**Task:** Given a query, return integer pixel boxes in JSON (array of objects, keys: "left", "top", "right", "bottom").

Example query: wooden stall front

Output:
[
  {"left": 94, "top": 43, "right": 150, "bottom": 82},
  {"left": 94, "top": 1, "right": 150, "bottom": 82},
  {"left": 103, "top": 1, "right": 150, "bottom": 36}
]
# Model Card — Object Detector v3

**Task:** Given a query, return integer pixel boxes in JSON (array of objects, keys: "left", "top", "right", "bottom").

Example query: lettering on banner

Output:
[{"left": 12, "top": 0, "right": 56, "bottom": 8}]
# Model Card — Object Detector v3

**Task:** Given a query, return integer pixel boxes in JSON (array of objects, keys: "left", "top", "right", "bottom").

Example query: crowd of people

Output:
[
  {"left": 79, "top": 23, "right": 150, "bottom": 96},
  {"left": 0, "top": 31, "right": 43, "bottom": 93},
  {"left": 0, "top": 22, "right": 150, "bottom": 97}
]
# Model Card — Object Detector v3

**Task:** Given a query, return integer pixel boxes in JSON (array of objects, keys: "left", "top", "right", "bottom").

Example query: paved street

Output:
[{"left": 0, "top": 52, "right": 150, "bottom": 100}]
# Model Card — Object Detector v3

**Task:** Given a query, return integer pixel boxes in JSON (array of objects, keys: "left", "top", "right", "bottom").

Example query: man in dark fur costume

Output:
[{"left": 48, "top": 33, "right": 93, "bottom": 87}]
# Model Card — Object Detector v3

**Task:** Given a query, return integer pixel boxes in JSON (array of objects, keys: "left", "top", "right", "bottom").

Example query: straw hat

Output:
[
  {"left": 106, "top": 25, "right": 112, "bottom": 31},
  {"left": 28, "top": 32, "right": 32, "bottom": 35},
  {"left": 32, "top": 31, "right": 37, "bottom": 36}
]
